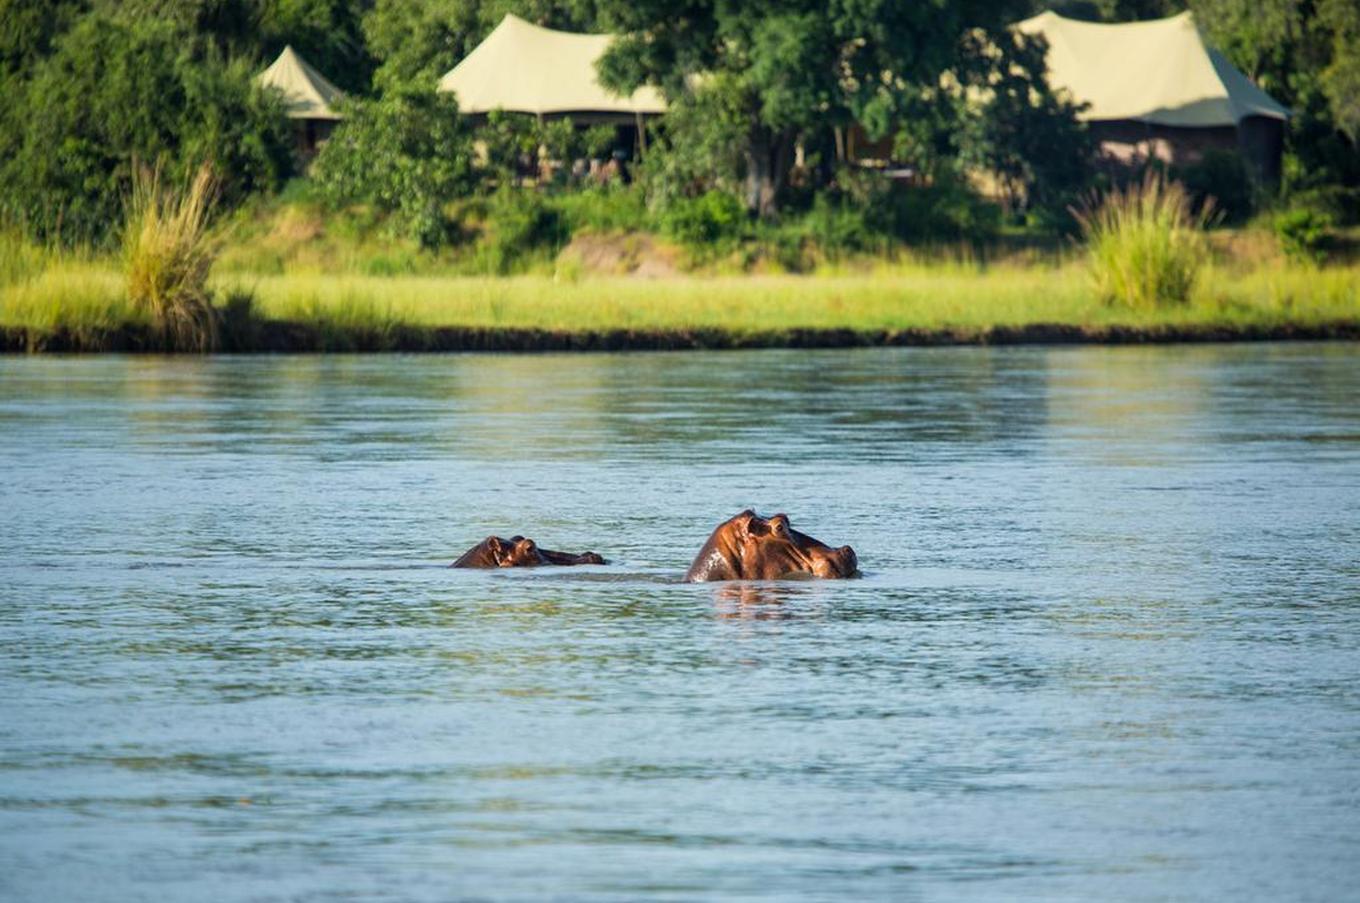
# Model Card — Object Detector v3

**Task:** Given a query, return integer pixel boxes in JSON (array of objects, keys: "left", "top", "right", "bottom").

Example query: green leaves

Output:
[
  {"left": 0, "top": 12, "right": 291, "bottom": 245},
  {"left": 312, "top": 87, "right": 476, "bottom": 247}
]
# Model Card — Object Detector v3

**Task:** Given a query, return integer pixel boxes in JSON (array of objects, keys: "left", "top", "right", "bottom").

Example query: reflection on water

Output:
[{"left": 1, "top": 344, "right": 1358, "bottom": 901}]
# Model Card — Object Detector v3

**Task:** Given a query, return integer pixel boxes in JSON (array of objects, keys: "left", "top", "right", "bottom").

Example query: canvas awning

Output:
[
  {"left": 1015, "top": 11, "right": 1288, "bottom": 127},
  {"left": 437, "top": 14, "right": 667, "bottom": 116},
  {"left": 257, "top": 45, "right": 345, "bottom": 121}
]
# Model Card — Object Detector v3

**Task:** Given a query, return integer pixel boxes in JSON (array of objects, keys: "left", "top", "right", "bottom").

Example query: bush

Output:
[
  {"left": 479, "top": 189, "right": 569, "bottom": 274},
  {"left": 830, "top": 169, "right": 999, "bottom": 245},
  {"left": 124, "top": 163, "right": 219, "bottom": 351},
  {"left": 797, "top": 195, "right": 882, "bottom": 257},
  {"left": 313, "top": 87, "right": 476, "bottom": 248},
  {"left": 554, "top": 185, "right": 648, "bottom": 233},
  {"left": 660, "top": 190, "right": 747, "bottom": 247},
  {"left": 1273, "top": 207, "right": 1334, "bottom": 265},
  {"left": 1288, "top": 185, "right": 1360, "bottom": 227},
  {"left": 0, "top": 14, "right": 291, "bottom": 247},
  {"left": 1072, "top": 173, "right": 1211, "bottom": 308},
  {"left": 1175, "top": 150, "right": 1255, "bottom": 224}
]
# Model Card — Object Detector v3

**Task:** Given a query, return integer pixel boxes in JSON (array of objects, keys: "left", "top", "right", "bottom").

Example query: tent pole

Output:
[{"left": 635, "top": 112, "right": 647, "bottom": 159}]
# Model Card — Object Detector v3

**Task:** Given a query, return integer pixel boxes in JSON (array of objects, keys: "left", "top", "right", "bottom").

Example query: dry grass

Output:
[
  {"left": 1073, "top": 173, "right": 1214, "bottom": 309},
  {"left": 124, "top": 163, "right": 219, "bottom": 351}
]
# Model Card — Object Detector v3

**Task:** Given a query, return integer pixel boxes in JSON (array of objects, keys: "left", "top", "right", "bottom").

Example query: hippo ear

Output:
[
  {"left": 487, "top": 536, "right": 506, "bottom": 561},
  {"left": 743, "top": 514, "right": 770, "bottom": 537}
]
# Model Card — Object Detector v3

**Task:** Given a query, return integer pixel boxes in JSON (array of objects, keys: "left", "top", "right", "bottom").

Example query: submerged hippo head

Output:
[
  {"left": 683, "top": 510, "right": 859, "bottom": 582},
  {"left": 450, "top": 535, "right": 606, "bottom": 568}
]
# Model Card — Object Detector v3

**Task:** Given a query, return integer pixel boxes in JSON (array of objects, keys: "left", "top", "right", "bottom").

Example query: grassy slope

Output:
[
  {"left": 230, "top": 263, "right": 1360, "bottom": 334},
  {"left": 3, "top": 207, "right": 1358, "bottom": 339}
]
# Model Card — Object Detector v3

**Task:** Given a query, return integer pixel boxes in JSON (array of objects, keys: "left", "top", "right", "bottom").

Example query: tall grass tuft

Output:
[
  {"left": 1073, "top": 173, "right": 1212, "bottom": 309},
  {"left": 124, "top": 163, "right": 220, "bottom": 351}
]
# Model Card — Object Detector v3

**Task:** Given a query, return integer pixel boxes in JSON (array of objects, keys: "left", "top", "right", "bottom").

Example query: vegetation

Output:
[
  {"left": 312, "top": 87, "right": 476, "bottom": 247},
  {"left": 4, "top": 212, "right": 1357, "bottom": 349},
  {"left": 0, "top": 7, "right": 291, "bottom": 245},
  {"left": 1073, "top": 174, "right": 1213, "bottom": 308},
  {"left": 0, "top": 0, "right": 1356, "bottom": 354},
  {"left": 124, "top": 163, "right": 221, "bottom": 351},
  {"left": 597, "top": 0, "right": 1086, "bottom": 219},
  {"left": 1273, "top": 207, "right": 1334, "bottom": 265}
]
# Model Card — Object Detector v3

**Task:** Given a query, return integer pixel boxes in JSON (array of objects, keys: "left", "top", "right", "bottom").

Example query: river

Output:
[{"left": 2, "top": 345, "right": 1357, "bottom": 900}]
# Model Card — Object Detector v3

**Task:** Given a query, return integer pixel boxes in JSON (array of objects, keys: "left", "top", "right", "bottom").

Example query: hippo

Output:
[
  {"left": 450, "top": 535, "right": 606, "bottom": 568},
  {"left": 683, "top": 510, "right": 858, "bottom": 582}
]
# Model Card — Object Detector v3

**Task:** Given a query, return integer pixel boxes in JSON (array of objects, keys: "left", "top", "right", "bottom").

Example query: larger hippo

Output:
[
  {"left": 684, "top": 510, "right": 858, "bottom": 582},
  {"left": 451, "top": 535, "right": 606, "bottom": 568}
]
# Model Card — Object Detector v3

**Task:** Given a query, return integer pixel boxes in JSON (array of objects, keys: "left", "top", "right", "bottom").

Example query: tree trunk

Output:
[{"left": 743, "top": 124, "right": 796, "bottom": 219}]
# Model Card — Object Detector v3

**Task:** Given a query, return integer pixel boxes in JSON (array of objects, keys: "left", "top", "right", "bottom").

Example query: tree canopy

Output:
[{"left": 0, "top": 0, "right": 1355, "bottom": 245}]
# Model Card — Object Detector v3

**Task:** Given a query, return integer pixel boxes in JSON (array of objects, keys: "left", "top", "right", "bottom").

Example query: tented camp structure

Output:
[
  {"left": 256, "top": 45, "right": 345, "bottom": 156},
  {"left": 437, "top": 14, "right": 667, "bottom": 121},
  {"left": 1016, "top": 11, "right": 1290, "bottom": 181}
]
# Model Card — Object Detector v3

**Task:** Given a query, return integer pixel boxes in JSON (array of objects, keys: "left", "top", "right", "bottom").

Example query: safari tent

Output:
[
  {"left": 437, "top": 14, "right": 667, "bottom": 121},
  {"left": 256, "top": 45, "right": 346, "bottom": 156},
  {"left": 1016, "top": 11, "right": 1290, "bottom": 182}
]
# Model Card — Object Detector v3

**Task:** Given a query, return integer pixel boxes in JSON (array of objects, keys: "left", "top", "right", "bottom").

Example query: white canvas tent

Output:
[
  {"left": 257, "top": 45, "right": 345, "bottom": 121},
  {"left": 1016, "top": 11, "right": 1289, "bottom": 179},
  {"left": 257, "top": 45, "right": 345, "bottom": 158},
  {"left": 436, "top": 14, "right": 667, "bottom": 119}
]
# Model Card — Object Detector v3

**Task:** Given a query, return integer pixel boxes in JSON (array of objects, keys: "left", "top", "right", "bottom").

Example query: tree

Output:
[
  {"left": 363, "top": 0, "right": 601, "bottom": 90},
  {"left": 596, "top": 0, "right": 1075, "bottom": 218},
  {"left": 312, "top": 86, "right": 477, "bottom": 246},
  {"left": 1190, "top": 0, "right": 1360, "bottom": 190},
  {"left": 957, "top": 30, "right": 1096, "bottom": 220},
  {"left": 0, "top": 12, "right": 291, "bottom": 244}
]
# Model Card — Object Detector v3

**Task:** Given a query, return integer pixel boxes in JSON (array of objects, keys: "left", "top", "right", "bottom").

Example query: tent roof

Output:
[
  {"left": 437, "top": 14, "right": 667, "bottom": 116},
  {"left": 257, "top": 45, "right": 345, "bottom": 120},
  {"left": 1015, "top": 11, "right": 1288, "bottom": 127}
]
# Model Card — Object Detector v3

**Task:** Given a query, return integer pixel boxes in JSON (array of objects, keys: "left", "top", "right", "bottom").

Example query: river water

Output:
[{"left": 1, "top": 345, "right": 1357, "bottom": 901}]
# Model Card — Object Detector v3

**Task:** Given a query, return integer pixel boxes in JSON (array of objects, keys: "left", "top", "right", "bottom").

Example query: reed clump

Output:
[
  {"left": 124, "top": 163, "right": 219, "bottom": 351},
  {"left": 1073, "top": 173, "right": 1213, "bottom": 309}
]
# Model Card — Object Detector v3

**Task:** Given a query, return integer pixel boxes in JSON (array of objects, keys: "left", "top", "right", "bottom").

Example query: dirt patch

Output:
[
  {"left": 267, "top": 204, "right": 326, "bottom": 246},
  {"left": 556, "top": 231, "right": 683, "bottom": 278}
]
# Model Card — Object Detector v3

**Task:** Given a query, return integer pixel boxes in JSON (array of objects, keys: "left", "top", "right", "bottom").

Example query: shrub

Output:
[
  {"left": 479, "top": 189, "right": 569, "bottom": 274},
  {"left": 554, "top": 185, "right": 648, "bottom": 233},
  {"left": 124, "top": 163, "right": 219, "bottom": 351},
  {"left": 660, "top": 190, "right": 747, "bottom": 247},
  {"left": 1288, "top": 185, "right": 1360, "bottom": 227},
  {"left": 830, "top": 169, "right": 999, "bottom": 245},
  {"left": 1273, "top": 207, "right": 1334, "bottom": 265},
  {"left": 0, "top": 14, "right": 291, "bottom": 247},
  {"left": 313, "top": 87, "right": 475, "bottom": 248},
  {"left": 1072, "top": 173, "right": 1211, "bottom": 309},
  {"left": 1175, "top": 150, "right": 1255, "bottom": 224}
]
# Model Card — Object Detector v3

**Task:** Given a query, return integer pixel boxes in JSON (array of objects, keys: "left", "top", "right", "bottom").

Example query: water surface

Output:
[{"left": 2, "top": 345, "right": 1358, "bottom": 900}]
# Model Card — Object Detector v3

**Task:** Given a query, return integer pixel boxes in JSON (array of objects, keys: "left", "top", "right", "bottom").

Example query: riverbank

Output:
[
  {"left": 5, "top": 319, "right": 1359, "bottom": 353},
  {"left": 3, "top": 262, "right": 1357, "bottom": 353}
]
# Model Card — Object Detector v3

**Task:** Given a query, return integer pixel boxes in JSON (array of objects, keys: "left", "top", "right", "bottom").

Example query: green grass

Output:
[
  {"left": 235, "top": 265, "right": 1357, "bottom": 334},
  {"left": 3, "top": 227, "right": 1357, "bottom": 346},
  {"left": 1073, "top": 173, "right": 1212, "bottom": 309}
]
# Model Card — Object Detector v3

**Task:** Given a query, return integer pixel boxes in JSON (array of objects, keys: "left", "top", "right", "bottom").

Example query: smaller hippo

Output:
[
  {"left": 450, "top": 535, "right": 606, "bottom": 569},
  {"left": 684, "top": 510, "right": 858, "bottom": 582}
]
